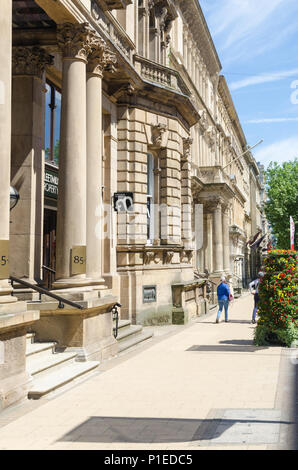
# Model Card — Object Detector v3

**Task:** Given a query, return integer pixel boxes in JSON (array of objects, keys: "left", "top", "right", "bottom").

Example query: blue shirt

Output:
[{"left": 217, "top": 282, "right": 230, "bottom": 301}]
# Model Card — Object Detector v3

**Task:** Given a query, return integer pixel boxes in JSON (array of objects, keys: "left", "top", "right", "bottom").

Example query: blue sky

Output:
[{"left": 200, "top": 0, "right": 298, "bottom": 167}]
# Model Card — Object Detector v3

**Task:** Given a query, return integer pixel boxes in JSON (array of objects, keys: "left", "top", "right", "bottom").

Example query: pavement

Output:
[{"left": 0, "top": 293, "right": 297, "bottom": 451}]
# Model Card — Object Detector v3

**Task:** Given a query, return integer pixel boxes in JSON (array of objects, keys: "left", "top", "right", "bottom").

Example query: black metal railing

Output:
[
  {"left": 111, "top": 302, "right": 122, "bottom": 339},
  {"left": 10, "top": 276, "right": 83, "bottom": 310},
  {"left": 42, "top": 265, "right": 56, "bottom": 290}
]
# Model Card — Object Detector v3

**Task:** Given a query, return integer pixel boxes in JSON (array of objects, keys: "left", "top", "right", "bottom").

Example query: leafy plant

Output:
[{"left": 254, "top": 249, "right": 298, "bottom": 347}]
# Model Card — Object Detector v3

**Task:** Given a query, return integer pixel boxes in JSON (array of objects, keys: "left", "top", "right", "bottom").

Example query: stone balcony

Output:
[{"left": 134, "top": 55, "right": 191, "bottom": 97}]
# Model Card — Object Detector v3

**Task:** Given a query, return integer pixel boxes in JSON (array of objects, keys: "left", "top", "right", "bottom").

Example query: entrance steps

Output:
[
  {"left": 116, "top": 319, "right": 153, "bottom": 354},
  {"left": 26, "top": 333, "right": 99, "bottom": 399}
]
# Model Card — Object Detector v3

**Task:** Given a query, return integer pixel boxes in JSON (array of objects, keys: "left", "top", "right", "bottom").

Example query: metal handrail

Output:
[
  {"left": 42, "top": 265, "right": 56, "bottom": 274},
  {"left": 10, "top": 276, "right": 83, "bottom": 310}
]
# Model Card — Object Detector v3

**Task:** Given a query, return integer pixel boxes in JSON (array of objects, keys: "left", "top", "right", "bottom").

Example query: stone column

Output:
[
  {"left": 0, "top": 0, "right": 14, "bottom": 302},
  {"left": 11, "top": 46, "right": 53, "bottom": 283},
  {"left": 222, "top": 204, "right": 230, "bottom": 272},
  {"left": 212, "top": 200, "right": 224, "bottom": 273},
  {"left": 181, "top": 137, "right": 193, "bottom": 249},
  {"left": 54, "top": 23, "right": 93, "bottom": 288},
  {"left": 0, "top": 0, "right": 40, "bottom": 411},
  {"left": 86, "top": 39, "right": 115, "bottom": 284}
]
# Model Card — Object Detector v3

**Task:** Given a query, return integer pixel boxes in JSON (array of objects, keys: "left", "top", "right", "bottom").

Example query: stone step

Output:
[
  {"left": 27, "top": 351, "right": 78, "bottom": 377},
  {"left": 116, "top": 324, "right": 143, "bottom": 342},
  {"left": 28, "top": 361, "right": 99, "bottom": 399},
  {"left": 26, "top": 341, "right": 57, "bottom": 358},
  {"left": 115, "top": 319, "right": 132, "bottom": 333},
  {"left": 118, "top": 330, "right": 153, "bottom": 354}
]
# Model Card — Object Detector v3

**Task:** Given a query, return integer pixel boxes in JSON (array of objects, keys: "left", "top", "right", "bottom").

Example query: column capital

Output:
[
  {"left": 57, "top": 22, "right": 96, "bottom": 62},
  {"left": 12, "top": 46, "right": 53, "bottom": 79},
  {"left": 87, "top": 37, "right": 117, "bottom": 76}
]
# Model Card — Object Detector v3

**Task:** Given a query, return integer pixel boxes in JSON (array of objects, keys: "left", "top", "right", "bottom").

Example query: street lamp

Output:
[{"left": 10, "top": 186, "right": 20, "bottom": 211}]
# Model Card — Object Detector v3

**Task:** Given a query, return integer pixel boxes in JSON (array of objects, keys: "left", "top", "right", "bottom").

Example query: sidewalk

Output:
[{"left": 0, "top": 294, "right": 296, "bottom": 450}]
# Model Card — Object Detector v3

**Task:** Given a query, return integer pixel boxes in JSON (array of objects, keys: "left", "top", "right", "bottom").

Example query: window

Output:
[
  {"left": 45, "top": 81, "right": 61, "bottom": 165},
  {"left": 147, "top": 153, "right": 155, "bottom": 244}
]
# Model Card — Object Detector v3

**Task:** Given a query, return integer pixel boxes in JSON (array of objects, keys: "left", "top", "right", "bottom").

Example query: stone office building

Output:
[{"left": 0, "top": 0, "right": 263, "bottom": 409}]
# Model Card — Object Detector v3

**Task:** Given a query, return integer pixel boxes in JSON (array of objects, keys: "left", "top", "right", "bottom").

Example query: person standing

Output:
[
  {"left": 215, "top": 276, "right": 230, "bottom": 323},
  {"left": 249, "top": 271, "right": 265, "bottom": 324}
]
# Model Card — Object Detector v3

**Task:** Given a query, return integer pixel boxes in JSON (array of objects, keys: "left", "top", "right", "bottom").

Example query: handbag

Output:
[{"left": 229, "top": 294, "right": 234, "bottom": 301}]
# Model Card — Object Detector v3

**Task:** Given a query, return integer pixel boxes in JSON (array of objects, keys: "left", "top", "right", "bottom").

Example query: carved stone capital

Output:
[
  {"left": 57, "top": 22, "right": 96, "bottom": 62},
  {"left": 12, "top": 46, "right": 54, "bottom": 79},
  {"left": 87, "top": 37, "right": 117, "bottom": 76}
]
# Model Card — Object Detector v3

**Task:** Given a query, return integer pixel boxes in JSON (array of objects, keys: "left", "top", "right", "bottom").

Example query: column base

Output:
[{"left": 0, "top": 305, "right": 40, "bottom": 410}]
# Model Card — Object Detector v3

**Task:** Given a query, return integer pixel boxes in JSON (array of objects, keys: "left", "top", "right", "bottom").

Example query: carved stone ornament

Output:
[
  {"left": 143, "top": 251, "right": 156, "bottom": 265},
  {"left": 163, "top": 250, "right": 174, "bottom": 264},
  {"left": 12, "top": 46, "right": 54, "bottom": 79},
  {"left": 199, "top": 109, "right": 208, "bottom": 131},
  {"left": 205, "top": 126, "right": 217, "bottom": 149},
  {"left": 151, "top": 123, "right": 168, "bottom": 148},
  {"left": 57, "top": 22, "right": 97, "bottom": 62},
  {"left": 180, "top": 250, "right": 193, "bottom": 263},
  {"left": 182, "top": 137, "right": 193, "bottom": 161}
]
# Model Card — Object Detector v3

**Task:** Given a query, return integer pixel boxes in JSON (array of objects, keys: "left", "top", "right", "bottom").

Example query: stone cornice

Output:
[
  {"left": 218, "top": 75, "right": 247, "bottom": 149},
  {"left": 178, "top": 0, "right": 221, "bottom": 76}
]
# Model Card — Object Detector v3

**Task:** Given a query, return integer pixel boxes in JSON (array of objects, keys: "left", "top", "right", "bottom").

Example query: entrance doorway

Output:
[{"left": 43, "top": 209, "right": 56, "bottom": 288}]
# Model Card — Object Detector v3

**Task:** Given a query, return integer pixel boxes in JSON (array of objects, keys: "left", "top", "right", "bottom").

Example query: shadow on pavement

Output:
[
  {"left": 186, "top": 343, "right": 269, "bottom": 353},
  {"left": 58, "top": 415, "right": 291, "bottom": 444}
]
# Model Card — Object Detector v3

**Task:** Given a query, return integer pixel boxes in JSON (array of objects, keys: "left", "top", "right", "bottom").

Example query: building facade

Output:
[{"left": 0, "top": 0, "right": 265, "bottom": 409}]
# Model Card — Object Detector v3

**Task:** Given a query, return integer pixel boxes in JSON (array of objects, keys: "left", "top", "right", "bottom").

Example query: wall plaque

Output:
[
  {"left": 71, "top": 245, "right": 86, "bottom": 275},
  {"left": 0, "top": 240, "right": 9, "bottom": 280},
  {"left": 143, "top": 285, "right": 157, "bottom": 303}
]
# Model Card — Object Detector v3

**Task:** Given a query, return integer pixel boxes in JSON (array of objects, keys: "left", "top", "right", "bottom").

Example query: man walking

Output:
[
  {"left": 249, "top": 271, "right": 265, "bottom": 324},
  {"left": 215, "top": 276, "right": 230, "bottom": 323}
]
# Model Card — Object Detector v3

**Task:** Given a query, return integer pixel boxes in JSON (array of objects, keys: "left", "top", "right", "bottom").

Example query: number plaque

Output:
[
  {"left": 71, "top": 245, "right": 86, "bottom": 275},
  {"left": 0, "top": 240, "right": 9, "bottom": 280}
]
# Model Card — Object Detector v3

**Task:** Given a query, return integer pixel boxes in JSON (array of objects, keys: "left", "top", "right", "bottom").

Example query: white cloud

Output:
[
  {"left": 200, "top": 0, "right": 298, "bottom": 65},
  {"left": 253, "top": 136, "right": 298, "bottom": 166},
  {"left": 246, "top": 117, "right": 298, "bottom": 124},
  {"left": 230, "top": 68, "right": 298, "bottom": 91}
]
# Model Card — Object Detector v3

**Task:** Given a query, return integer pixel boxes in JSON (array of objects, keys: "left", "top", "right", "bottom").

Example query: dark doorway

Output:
[{"left": 43, "top": 208, "right": 56, "bottom": 288}]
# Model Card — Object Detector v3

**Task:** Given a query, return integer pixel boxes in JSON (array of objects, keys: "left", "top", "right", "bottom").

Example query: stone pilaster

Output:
[
  {"left": 222, "top": 204, "right": 230, "bottom": 273},
  {"left": 11, "top": 46, "right": 53, "bottom": 283},
  {"left": 212, "top": 199, "right": 224, "bottom": 273},
  {"left": 181, "top": 137, "right": 193, "bottom": 249}
]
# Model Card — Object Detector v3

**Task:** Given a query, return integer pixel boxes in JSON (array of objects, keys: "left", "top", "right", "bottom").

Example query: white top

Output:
[{"left": 249, "top": 279, "right": 260, "bottom": 294}]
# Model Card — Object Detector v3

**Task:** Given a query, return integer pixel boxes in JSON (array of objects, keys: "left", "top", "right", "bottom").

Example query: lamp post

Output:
[{"left": 10, "top": 186, "right": 20, "bottom": 211}]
